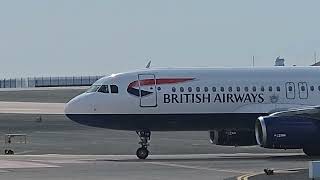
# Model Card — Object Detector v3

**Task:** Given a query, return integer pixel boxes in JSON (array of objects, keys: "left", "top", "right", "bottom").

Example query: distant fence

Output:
[{"left": 0, "top": 75, "right": 104, "bottom": 88}]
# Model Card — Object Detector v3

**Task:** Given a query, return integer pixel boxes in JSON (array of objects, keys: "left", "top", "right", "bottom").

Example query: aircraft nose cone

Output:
[
  {"left": 65, "top": 97, "right": 79, "bottom": 115},
  {"left": 65, "top": 93, "right": 96, "bottom": 120},
  {"left": 64, "top": 94, "right": 87, "bottom": 116}
]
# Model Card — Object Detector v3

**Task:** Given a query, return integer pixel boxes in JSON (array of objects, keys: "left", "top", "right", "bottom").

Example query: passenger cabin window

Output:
[
  {"left": 98, "top": 85, "right": 109, "bottom": 93},
  {"left": 276, "top": 86, "right": 280, "bottom": 92},
  {"left": 236, "top": 87, "right": 240, "bottom": 92},
  {"left": 228, "top": 87, "right": 232, "bottom": 92},
  {"left": 310, "top": 86, "right": 314, "bottom": 91},
  {"left": 180, "top": 87, "right": 184, "bottom": 92},
  {"left": 261, "top": 86, "right": 265, "bottom": 92},
  {"left": 188, "top": 87, "right": 192, "bottom": 92},
  {"left": 212, "top": 87, "right": 216, "bottom": 92},
  {"left": 244, "top": 87, "right": 249, "bottom": 92},
  {"left": 220, "top": 87, "right": 224, "bottom": 92},
  {"left": 269, "top": 86, "right": 273, "bottom": 92},
  {"left": 204, "top": 87, "right": 209, "bottom": 92},
  {"left": 86, "top": 85, "right": 100, "bottom": 93},
  {"left": 110, "top": 85, "right": 119, "bottom": 93},
  {"left": 196, "top": 87, "right": 201, "bottom": 92},
  {"left": 172, "top": 87, "right": 176, "bottom": 92},
  {"left": 252, "top": 86, "right": 256, "bottom": 92}
]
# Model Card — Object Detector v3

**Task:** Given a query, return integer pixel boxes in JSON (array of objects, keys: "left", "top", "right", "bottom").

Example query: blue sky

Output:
[{"left": 1, "top": 0, "right": 320, "bottom": 78}]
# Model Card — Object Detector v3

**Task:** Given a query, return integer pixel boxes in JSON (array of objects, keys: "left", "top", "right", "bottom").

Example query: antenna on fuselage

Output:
[
  {"left": 252, "top": 56, "right": 255, "bottom": 67},
  {"left": 145, "top": 60, "right": 151, "bottom": 68}
]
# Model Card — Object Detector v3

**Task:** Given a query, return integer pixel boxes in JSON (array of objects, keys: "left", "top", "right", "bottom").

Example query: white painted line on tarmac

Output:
[
  {"left": 0, "top": 101, "right": 65, "bottom": 114},
  {"left": 0, "top": 152, "right": 304, "bottom": 165},
  {"left": 145, "top": 161, "right": 253, "bottom": 174},
  {"left": 0, "top": 152, "right": 303, "bottom": 160},
  {"left": 0, "top": 86, "right": 88, "bottom": 91},
  {"left": 0, "top": 108, "right": 44, "bottom": 111},
  {"left": 14, "top": 150, "right": 35, "bottom": 155},
  {"left": 145, "top": 152, "right": 304, "bottom": 160},
  {"left": 31, "top": 159, "right": 89, "bottom": 164},
  {"left": 0, "top": 160, "right": 59, "bottom": 169},
  {"left": 237, "top": 173, "right": 255, "bottom": 180},
  {"left": 275, "top": 168, "right": 306, "bottom": 173}
]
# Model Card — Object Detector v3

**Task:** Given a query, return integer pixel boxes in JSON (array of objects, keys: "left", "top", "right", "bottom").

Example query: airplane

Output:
[{"left": 64, "top": 66, "right": 320, "bottom": 159}]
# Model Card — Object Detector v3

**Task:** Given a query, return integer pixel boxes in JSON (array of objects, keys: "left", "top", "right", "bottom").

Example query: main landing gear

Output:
[{"left": 136, "top": 130, "right": 151, "bottom": 159}]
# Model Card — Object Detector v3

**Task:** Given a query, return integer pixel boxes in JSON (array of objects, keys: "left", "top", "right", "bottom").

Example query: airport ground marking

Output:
[
  {"left": 236, "top": 167, "right": 306, "bottom": 180},
  {"left": 145, "top": 161, "right": 253, "bottom": 174},
  {"left": 0, "top": 160, "right": 60, "bottom": 169},
  {"left": 237, "top": 173, "right": 255, "bottom": 180},
  {"left": 14, "top": 150, "right": 35, "bottom": 155}
]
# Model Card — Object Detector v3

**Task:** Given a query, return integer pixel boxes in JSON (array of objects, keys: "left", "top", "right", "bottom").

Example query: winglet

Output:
[{"left": 145, "top": 60, "right": 151, "bottom": 68}]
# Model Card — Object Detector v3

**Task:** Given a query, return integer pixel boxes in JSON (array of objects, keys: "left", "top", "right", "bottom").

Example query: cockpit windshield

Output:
[
  {"left": 86, "top": 85, "right": 101, "bottom": 93},
  {"left": 86, "top": 84, "right": 118, "bottom": 94},
  {"left": 98, "top": 85, "right": 109, "bottom": 93}
]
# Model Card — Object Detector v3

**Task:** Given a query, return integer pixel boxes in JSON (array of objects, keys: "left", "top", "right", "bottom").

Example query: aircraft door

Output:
[
  {"left": 138, "top": 74, "right": 157, "bottom": 107},
  {"left": 285, "top": 82, "right": 295, "bottom": 99},
  {"left": 298, "top": 82, "right": 308, "bottom": 99}
]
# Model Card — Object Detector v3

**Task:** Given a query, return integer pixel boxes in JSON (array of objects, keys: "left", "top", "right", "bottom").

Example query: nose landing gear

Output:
[{"left": 136, "top": 131, "right": 151, "bottom": 159}]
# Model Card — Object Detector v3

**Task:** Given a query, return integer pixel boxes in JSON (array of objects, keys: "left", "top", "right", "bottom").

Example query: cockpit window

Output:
[
  {"left": 98, "top": 85, "right": 109, "bottom": 93},
  {"left": 86, "top": 84, "right": 118, "bottom": 94},
  {"left": 110, "top": 85, "right": 118, "bottom": 93},
  {"left": 86, "top": 85, "right": 101, "bottom": 93}
]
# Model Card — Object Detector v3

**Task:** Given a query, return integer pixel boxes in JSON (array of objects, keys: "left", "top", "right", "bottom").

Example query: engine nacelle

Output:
[
  {"left": 209, "top": 129, "right": 257, "bottom": 146},
  {"left": 255, "top": 115, "right": 320, "bottom": 149}
]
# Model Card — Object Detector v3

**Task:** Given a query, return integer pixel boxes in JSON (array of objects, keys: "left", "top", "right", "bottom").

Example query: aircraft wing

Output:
[
  {"left": 269, "top": 106, "right": 320, "bottom": 120},
  {"left": 0, "top": 101, "right": 65, "bottom": 114}
]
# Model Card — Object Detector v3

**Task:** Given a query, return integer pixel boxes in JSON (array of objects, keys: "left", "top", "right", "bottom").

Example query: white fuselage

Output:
[{"left": 65, "top": 66, "right": 320, "bottom": 131}]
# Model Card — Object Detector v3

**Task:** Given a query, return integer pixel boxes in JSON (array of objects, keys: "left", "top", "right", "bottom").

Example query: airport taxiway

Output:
[
  {"left": 0, "top": 153, "right": 311, "bottom": 180},
  {"left": 0, "top": 87, "right": 314, "bottom": 179}
]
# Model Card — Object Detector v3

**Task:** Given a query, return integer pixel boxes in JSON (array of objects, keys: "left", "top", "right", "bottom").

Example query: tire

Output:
[
  {"left": 303, "top": 146, "right": 320, "bottom": 157},
  {"left": 136, "top": 147, "right": 149, "bottom": 159}
]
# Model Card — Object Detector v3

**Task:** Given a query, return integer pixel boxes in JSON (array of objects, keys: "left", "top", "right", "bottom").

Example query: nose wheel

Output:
[
  {"left": 136, "top": 130, "right": 151, "bottom": 159},
  {"left": 136, "top": 147, "right": 149, "bottom": 159}
]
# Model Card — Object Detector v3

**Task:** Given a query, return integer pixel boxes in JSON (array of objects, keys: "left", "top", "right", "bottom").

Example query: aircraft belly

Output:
[{"left": 66, "top": 113, "right": 267, "bottom": 131}]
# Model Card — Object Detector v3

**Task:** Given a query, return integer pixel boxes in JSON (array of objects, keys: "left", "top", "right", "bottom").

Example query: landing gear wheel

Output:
[
  {"left": 136, "top": 147, "right": 149, "bottom": 159},
  {"left": 4, "top": 149, "right": 14, "bottom": 155},
  {"left": 136, "top": 130, "right": 151, "bottom": 159}
]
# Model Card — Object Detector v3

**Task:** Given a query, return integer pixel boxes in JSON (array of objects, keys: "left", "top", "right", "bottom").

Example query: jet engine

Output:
[
  {"left": 209, "top": 129, "right": 257, "bottom": 146},
  {"left": 255, "top": 115, "right": 320, "bottom": 150}
]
